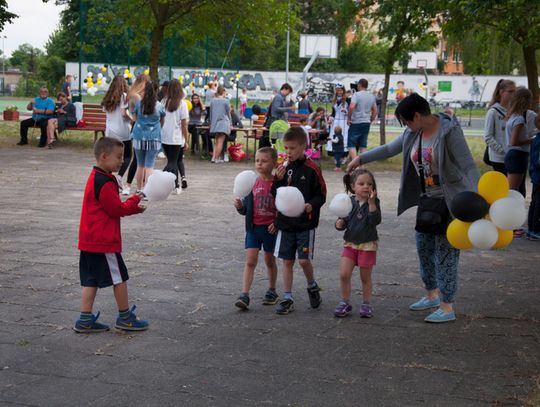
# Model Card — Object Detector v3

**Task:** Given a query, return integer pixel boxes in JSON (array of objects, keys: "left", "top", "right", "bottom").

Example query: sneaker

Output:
[
  {"left": 424, "top": 308, "right": 456, "bottom": 323},
  {"left": 235, "top": 294, "right": 250, "bottom": 310},
  {"left": 121, "top": 187, "right": 131, "bottom": 196},
  {"left": 181, "top": 177, "right": 188, "bottom": 189},
  {"left": 359, "top": 303, "right": 373, "bottom": 318},
  {"left": 215, "top": 159, "right": 225, "bottom": 164},
  {"left": 334, "top": 301, "right": 352, "bottom": 317},
  {"left": 157, "top": 152, "right": 166, "bottom": 159},
  {"left": 526, "top": 231, "right": 540, "bottom": 241},
  {"left": 409, "top": 296, "right": 440, "bottom": 311},
  {"left": 307, "top": 283, "right": 322, "bottom": 309},
  {"left": 175, "top": 187, "right": 182, "bottom": 195},
  {"left": 16, "top": 140, "right": 28, "bottom": 146},
  {"left": 262, "top": 290, "right": 279, "bottom": 305},
  {"left": 334, "top": 167, "right": 342, "bottom": 172},
  {"left": 73, "top": 311, "right": 110, "bottom": 333},
  {"left": 114, "top": 305, "right": 149, "bottom": 331},
  {"left": 276, "top": 299, "right": 294, "bottom": 315}
]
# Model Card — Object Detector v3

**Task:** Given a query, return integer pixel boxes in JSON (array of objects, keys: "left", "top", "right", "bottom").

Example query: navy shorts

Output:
[
  {"left": 347, "top": 123, "right": 371, "bottom": 150},
  {"left": 245, "top": 224, "right": 276, "bottom": 253},
  {"left": 504, "top": 149, "right": 529, "bottom": 174},
  {"left": 79, "top": 251, "right": 129, "bottom": 288},
  {"left": 274, "top": 229, "right": 316, "bottom": 260}
]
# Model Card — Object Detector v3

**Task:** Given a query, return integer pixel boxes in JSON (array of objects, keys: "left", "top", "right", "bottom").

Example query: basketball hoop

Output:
[{"left": 416, "top": 59, "right": 427, "bottom": 70}]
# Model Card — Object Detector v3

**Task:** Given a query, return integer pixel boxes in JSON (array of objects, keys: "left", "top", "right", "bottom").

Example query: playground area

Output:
[{"left": 0, "top": 145, "right": 539, "bottom": 406}]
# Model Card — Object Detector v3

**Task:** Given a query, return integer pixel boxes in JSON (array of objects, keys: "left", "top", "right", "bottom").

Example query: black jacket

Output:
[
  {"left": 271, "top": 156, "right": 326, "bottom": 231},
  {"left": 336, "top": 196, "right": 381, "bottom": 244}
]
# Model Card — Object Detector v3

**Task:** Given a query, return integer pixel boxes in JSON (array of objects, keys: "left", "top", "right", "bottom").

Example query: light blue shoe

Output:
[
  {"left": 424, "top": 308, "right": 456, "bottom": 323},
  {"left": 409, "top": 296, "right": 440, "bottom": 311}
]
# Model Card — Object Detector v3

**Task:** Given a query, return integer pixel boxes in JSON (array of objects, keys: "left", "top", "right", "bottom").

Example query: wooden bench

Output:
[
  {"left": 287, "top": 112, "right": 309, "bottom": 127},
  {"left": 33, "top": 103, "right": 106, "bottom": 143}
]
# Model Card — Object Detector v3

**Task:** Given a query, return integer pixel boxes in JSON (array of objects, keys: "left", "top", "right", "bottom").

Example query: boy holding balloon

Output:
[
  {"left": 272, "top": 127, "right": 327, "bottom": 315},
  {"left": 74, "top": 137, "right": 149, "bottom": 333},
  {"left": 234, "top": 147, "right": 280, "bottom": 310}
]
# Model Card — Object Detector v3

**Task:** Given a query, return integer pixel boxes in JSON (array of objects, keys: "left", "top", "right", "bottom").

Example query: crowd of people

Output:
[{"left": 10, "top": 74, "right": 538, "bottom": 331}]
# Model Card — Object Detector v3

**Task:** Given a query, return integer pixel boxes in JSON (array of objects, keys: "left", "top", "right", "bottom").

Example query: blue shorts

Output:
[
  {"left": 504, "top": 149, "right": 529, "bottom": 174},
  {"left": 79, "top": 251, "right": 129, "bottom": 288},
  {"left": 245, "top": 224, "right": 276, "bottom": 252},
  {"left": 274, "top": 229, "right": 316, "bottom": 260},
  {"left": 134, "top": 148, "right": 160, "bottom": 168},
  {"left": 347, "top": 123, "right": 371, "bottom": 150}
]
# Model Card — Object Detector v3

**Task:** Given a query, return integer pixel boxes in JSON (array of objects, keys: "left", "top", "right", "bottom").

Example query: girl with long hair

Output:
[
  {"left": 188, "top": 93, "right": 205, "bottom": 154},
  {"left": 162, "top": 79, "right": 190, "bottom": 193},
  {"left": 209, "top": 85, "right": 231, "bottom": 163},
  {"left": 101, "top": 75, "right": 132, "bottom": 189},
  {"left": 131, "top": 81, "right": 166, "bottom": 189}
]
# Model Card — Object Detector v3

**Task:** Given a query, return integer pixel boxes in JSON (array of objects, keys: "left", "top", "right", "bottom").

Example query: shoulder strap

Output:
[
  {"left": 491, "top": 106, "right": 505, "bottom": 118},
  {"left": 416, "top": 131, "right": 427, "bottom": 194}
]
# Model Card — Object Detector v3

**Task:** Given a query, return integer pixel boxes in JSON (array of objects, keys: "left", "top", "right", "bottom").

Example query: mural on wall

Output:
[{"left": 66, "top": 62, "right": 537, "bottom": 105}]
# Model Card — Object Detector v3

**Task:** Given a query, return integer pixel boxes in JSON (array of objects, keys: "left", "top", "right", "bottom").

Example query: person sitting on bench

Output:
[
  {"left": 17, "top": 86, "right": 55, "bottom": 147},
  {"left": 45, "top": 92, "right": 77, "bottom": 148}
]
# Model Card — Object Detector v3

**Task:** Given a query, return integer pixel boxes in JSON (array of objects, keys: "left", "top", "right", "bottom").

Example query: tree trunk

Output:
[
  {"left": 522, "top": 45, "right": 539, "bottom": 112},
  {"left": 149, "top": 25, "right": 165, "bottom": 81},
  {"left": 379, "top": 67, "right": 392, "bottom": 146}
]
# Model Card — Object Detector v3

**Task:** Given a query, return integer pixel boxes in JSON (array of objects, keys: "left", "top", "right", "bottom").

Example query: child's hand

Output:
[
  {"left": 138, "top": 204, "right": 147, "bottom": 212},
  {"left": 304, "top": 203, "right": 313, "bottom": 213},
  {"left": 275, "top": 165, "right": 286, "bottom": 181},
  {"left": 336, "top": 218, "right": 345, "bottom": 229},
  {"left": 234, "top": 198, "right": 243, "bottom": 209},
  {"left": 268, "top": 223, "right": 277, "bottom": 235},
  {"left": 368, "top": 189, "right": 377, "bottom": 203}
]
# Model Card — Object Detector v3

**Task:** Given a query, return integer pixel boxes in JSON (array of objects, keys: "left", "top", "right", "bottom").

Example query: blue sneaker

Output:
[
  {"left": 424, "top": 308, "right": 456, "bottom": 323},
  {"left": 409, "top": 296, "right": 440, "bottom": 311},
  {"left": 526, "top": 231, "right": 540, "bottom": 241},
  {"left": 115, "top": 305, "right": 149, "bottom": 331},
  {"left": 73, "top": 311, "right": 110, "bottom": 333}
]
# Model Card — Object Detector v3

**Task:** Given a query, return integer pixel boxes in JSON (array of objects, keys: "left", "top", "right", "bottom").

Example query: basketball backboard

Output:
[
  {"left": 299, "top": 34, "right": 338, "bottom": 59},
  {"left": 407, "top": 52, "right": 437, "bottom": 70}
]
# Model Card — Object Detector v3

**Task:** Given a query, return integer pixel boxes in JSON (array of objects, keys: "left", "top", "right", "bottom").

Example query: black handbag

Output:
[{"left": 414, "top": 131, "right": 450, "bottom": 235}]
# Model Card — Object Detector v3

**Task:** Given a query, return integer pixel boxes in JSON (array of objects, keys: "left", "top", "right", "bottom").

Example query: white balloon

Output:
[
  {"left": 251, "top": 114, "right": 259, "bottom": 121},
  {"left": 329, "top": 193, "right": 353, "bottom": 218},
  {"left": 276, "top": 186, "right": 305, "bottom": 217},
  {"left": 489, "top": 197, "right": 527, "bottom": 230},
  {"left": 468, "top": 219, "right": 498, "bottom": 249},
  {"left": 87, "top": 87, "right": 97, "bottom": 96},
  {"left": 87, "top": 72, "right": 93, "bottom": 78},
  {"left": 233, "top": 170, "right": 258, "bottom": 198},
  {"left": 142, "top": 170, "right": 176, "bottom": 202},
  {"left": 507, "top": 190, "right": 525, "bottom": 206},
  {"left": 97, "top": 73, "right": 103, "bottom": 79},
  {"left": 82, "top": 82, "right": 88, "bottom": 90}
]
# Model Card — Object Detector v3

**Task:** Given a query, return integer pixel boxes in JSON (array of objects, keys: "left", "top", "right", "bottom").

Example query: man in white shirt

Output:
[{"left": 347, "top": 79, "right": 377, "bottom": 159}]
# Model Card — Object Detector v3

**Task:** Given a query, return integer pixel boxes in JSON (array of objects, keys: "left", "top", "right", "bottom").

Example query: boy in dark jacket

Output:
[
  {"left": 75, "top": 137, "right": 147, "bottom": 333},
  {"left": 234, "top": 147, "right": 279, "bottom": 309},
  {"left": 272, "top": 127, "right": 327, "bottom": 314}
]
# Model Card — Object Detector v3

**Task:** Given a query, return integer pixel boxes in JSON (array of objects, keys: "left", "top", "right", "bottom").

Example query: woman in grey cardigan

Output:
[
  {"left": 347, "top": 93, "right": 479, "bottom": 323},
  {"left": 209, "top": 85, "right": 231, "bottom": 163}
]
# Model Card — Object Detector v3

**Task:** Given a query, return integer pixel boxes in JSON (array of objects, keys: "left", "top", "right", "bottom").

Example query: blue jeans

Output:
[
  {"left": 347, "top": 123, "right": 370, "bottom": 150},
  {"left": 134, "top": 148, "right": 160, "bottom": 168},
  {"left": 415, "top": 232, "right": 460, "bottom": 303}
]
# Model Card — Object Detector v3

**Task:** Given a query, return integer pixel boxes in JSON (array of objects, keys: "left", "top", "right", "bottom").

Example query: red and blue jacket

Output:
[{"left": 78, "top": 166, "right": 143, "bottom": 253}]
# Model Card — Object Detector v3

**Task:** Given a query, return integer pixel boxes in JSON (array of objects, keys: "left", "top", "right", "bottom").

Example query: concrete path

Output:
[{"left": 0, "top": 146, "right": 538, "bottom": 406}]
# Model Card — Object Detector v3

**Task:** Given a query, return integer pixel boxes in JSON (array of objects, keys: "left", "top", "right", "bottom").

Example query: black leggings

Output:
[
  {"left": 528, "top": 183, "right": 540, "bottom": 233},
  {"left": 189, "top": 124, "right": 199, "bottom": 153},
  {"left": 162, "top": 144, "right": 186, "bottom": 188},
  {"left": 118, "top": 140, "right": 133, "bottom": 177},
  {"left": 491, "top": 161, "right": 526, "bottom": 197}
]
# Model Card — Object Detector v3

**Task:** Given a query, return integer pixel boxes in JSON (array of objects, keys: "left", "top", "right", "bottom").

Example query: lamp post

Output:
[{"left": 2, "top": 35, "right": 6, "bottom": 96}]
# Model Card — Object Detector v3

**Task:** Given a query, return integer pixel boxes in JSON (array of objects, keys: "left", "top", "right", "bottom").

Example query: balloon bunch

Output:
[
  {"left": 83, "top": 72, "right": 98, "bottom": 96},
  {"left": 447, "top": 171, "right": 526, "bottom": 250},
  {"left": 123, "top": 69, "right": 133, "bottom": 80}
]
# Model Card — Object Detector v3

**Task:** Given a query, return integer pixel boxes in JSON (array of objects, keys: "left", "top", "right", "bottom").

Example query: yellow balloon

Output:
[
  {"left": 127, "top": 73, "right": 133, "bottom": 79},
  {"left": 446, "top": 219, "right": 473, "bottom": 250},
  {"left": 478, "top": 171, "right": 509, "bottom": 204},
  {"left": 144, "top": 69, "right": 150, "bottom": 75},
  {"left": 101, "top": 66, "right": 107, "bottom": 72},
  {"left": 492, "top": 228, "right": 513, "bottom": 249},
  {"left": 124, "top": 69, "right": 130, "bottom": 74},
  {"left": 185, "top": 99, "right": 192, "bottom": 112}
]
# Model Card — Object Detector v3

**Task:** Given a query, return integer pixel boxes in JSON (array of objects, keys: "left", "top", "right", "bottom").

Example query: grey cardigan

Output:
[
  {"left": 361, "top": 113, "right": 479, "bottom": 216},
  {"left": 209, "top": 97, "right": 231, "bottom": 135}
]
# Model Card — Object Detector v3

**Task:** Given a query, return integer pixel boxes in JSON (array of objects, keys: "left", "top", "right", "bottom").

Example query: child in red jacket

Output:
[{"left": 74, "top": 137, "right": 147, "bottom": 333}]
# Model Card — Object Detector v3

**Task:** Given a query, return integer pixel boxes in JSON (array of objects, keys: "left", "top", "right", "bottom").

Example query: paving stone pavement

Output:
[{"left": 0, "top": 146, "right": 539, "bottom": 407}]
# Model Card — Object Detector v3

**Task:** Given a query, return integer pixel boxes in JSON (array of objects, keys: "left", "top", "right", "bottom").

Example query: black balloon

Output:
[
  {"left": 252, "top": 104, "right": 262, "bottom": 115},
  {"left": 450, "top": 191, "right": 490, "bottom": 222}
]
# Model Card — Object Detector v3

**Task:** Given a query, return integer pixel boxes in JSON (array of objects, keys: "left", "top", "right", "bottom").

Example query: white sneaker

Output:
[
  {"left": 215, "top": 159, "right": 225, "bottom": 164},
  {"left": 157, "top": 152, "right": 166, "bottom": 159},
  {"left": 175, "top": 188, "right": 182, "bottom": 195},
  {"left": 121, "top": 187, "right": 130, "bottom": 196}
]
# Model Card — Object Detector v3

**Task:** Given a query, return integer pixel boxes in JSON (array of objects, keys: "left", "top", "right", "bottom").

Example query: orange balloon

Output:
[{"left": 492, "top": 228, "right": 513, "bottom": 249}]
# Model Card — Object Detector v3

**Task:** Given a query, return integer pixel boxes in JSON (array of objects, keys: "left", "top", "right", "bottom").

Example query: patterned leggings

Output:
[{"left": 415, "top": 232, "right": 460, "bottom": 303}]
